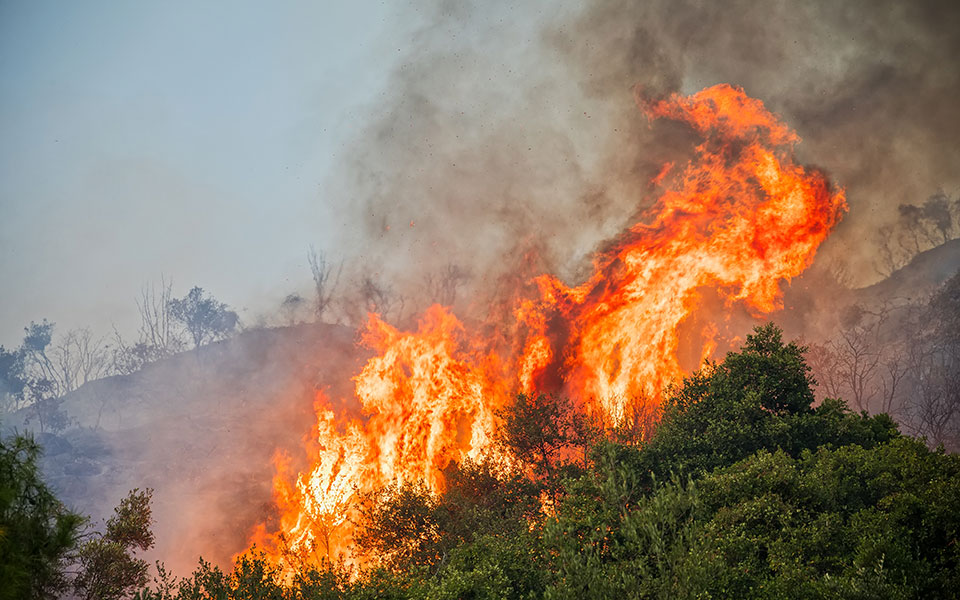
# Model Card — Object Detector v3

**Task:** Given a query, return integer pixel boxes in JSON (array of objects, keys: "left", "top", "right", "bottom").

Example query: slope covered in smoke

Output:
[
  {"left": 2, "top": 323, "right": 367, "bottom": 575},
  {"left": 854, "top": 238, "right": 960, "bottom": 303},
  {"left": 776, "top": 238, "right": 960, "bottom": 341}
]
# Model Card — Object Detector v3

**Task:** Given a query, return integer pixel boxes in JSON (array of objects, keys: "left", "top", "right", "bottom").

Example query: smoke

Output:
[
  {"left": 2, "top": 322, "right": 367, "bottom": 576},
  {"left": 323, "top": 0, "right": 960, "bottom": 296},
  {"left": 131, "top": 325, "right": 370, "bottom": 574}
]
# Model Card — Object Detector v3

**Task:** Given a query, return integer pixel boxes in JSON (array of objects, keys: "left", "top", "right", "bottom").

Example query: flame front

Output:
[{"left": 251, "top": 84, "right": 846, "bottom": 565}]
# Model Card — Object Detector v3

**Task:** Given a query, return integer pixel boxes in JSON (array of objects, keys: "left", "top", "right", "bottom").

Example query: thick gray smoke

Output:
[{"left": 323, "top": 0, "right": 960, "bottom": 300}]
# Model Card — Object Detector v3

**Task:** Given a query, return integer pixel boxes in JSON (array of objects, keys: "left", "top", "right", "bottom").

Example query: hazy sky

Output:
[
  {"left": 0, "top": 1, "right": 406, "bottom": 345},
  {"left": 2, "top": 0, "right": 958, "bottom": 348}
]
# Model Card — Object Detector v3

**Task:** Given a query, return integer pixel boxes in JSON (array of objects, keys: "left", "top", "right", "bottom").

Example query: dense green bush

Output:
[{"left": 544, "top": 438, "right": 960, "bottom": 599}]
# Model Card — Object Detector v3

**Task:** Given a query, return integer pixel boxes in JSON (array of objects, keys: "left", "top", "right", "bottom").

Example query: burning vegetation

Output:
[
  {"left": 4, "top": 1, "right": 960, "bottom": 598},
  {"left": 249, "top": 84, "right": 847, "bottom": 567}
]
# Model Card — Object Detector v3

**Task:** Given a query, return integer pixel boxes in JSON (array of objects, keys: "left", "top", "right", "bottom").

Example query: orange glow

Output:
[{"left": 248, "top": 84, "right": 846, "bottom": 566}]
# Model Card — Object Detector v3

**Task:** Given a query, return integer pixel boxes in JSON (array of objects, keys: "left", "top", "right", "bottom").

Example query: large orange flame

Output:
[{"left": 249, "top": 84, "right": 846, "bottom": 565}]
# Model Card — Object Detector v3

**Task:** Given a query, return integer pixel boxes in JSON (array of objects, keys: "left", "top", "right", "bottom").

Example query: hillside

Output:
[
  {"left": 2, "top": 322, "right": 367, "bottom": 575},
  {"left": 855, "top": 237, "right": 960, "bottom": 303}
]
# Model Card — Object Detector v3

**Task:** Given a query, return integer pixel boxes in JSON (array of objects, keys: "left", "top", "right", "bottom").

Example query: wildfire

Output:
[{"left": 248, "top": 84, "right": 846, "bottom": 565}]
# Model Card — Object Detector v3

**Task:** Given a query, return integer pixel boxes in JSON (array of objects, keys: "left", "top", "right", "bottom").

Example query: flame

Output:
[{"left": 248, "top": 84, "right": 846, "bottom": 566}]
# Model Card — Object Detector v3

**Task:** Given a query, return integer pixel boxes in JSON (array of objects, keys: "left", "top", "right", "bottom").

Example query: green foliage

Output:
[
  {"left": 74, "top": 488, "right": 156, "bottom": 600},
  {"left": 0, "top": 432, "right": 84, "bottom": 600},
  {"left": 354, "top": 481, "right": 442, "bottom": 570},
  {"left": 641, "top": 323, "right": 898, "bottom": 480},
  {"left": 682, "top": 438, "right": 959, "bottom": 599},
  {"left": 424, "top": 532, "right": 546, "bottom": 600},
  {"left": 438, "top": 458, "right": 541, "bottom": 538},
  {"left": 543, "top": 438, "right": 960, "bottom": 599},
  {"left": 496, "top": 393, "right": 597, "bottom": 503},
  {"left": 135, "top": 552, "right": 417, "bottom": 600},
  {"left": 0, "top": 432, "right": 159, "bottom": 600},
  {"left": 354, "top": 458, "right": 541, "bottom": 575}
]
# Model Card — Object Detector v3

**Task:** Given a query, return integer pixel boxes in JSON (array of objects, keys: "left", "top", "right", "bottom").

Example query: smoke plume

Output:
[{"left": 323, "top": 0, "right": 960, "bottom": 298}]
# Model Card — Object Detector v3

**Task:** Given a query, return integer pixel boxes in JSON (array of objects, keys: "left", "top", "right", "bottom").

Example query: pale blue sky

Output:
[{"left": 0, "top": 1, "right": 404, "bottom": 345}]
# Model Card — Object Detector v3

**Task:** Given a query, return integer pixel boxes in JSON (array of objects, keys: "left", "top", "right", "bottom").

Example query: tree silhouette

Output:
[{"left": 167, "top": 287, "right": 238, "bottom": 349}]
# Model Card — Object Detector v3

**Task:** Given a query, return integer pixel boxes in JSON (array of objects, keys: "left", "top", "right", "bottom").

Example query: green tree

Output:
[
  {"left": 354, "top": 481, "right": 442, "bottom": 571},
  {"left": 675, "top": 438, "right": 960, "bottom": 599},
  {"left": 496, "top": 393, "right": 596, "bottom": 503},
  {"left": 437, "top": 458, "right": 540, "bottom": 545},
  {"left": 641, "top": 323, "right": 898, "bottom": 479},
  {"left": 541, "top": 324, "right": 905, "bottom": 599},
  {"left": 353, "top": 459, "right": 540, "bottom": 577},
  {"left": 135, "top": 550, "right": 418, "bottom": 600},
  {"left": 424, "top": 532, "right": 546, "bottom": 600},
  {"left": 0, "top": 432, "right": 84, "bottom": 600},
  {"left": 132, "top": 323, "right": 960, "bottom": 600},
  {"left": 74, "top": 488, "right": 156, "bottom": 600}
]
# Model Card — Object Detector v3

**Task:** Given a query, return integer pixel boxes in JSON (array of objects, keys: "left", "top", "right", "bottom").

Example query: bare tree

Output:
[
  {"left": 806, "top": 342, "right": 844, "bottom": 401},
  {"left": 359, "top": 274, "right": 388, "bottom": 314},
  {"left": 10, "top": 321, "right": 71, "bottom": 431},
  {"left": 875, "top": 225, "right": 906, "bottom": 278},
  {"left": 424, "top": 264, "right": 471, "bottom": 306},
  {"left": 832, "top": 305, "right": 885, "bottom": 412},
  {"left": 112, "top": 278, "right": 186, "bottom": 373},
  {"left": 20, "top": 320, "right": 58, "bottom": 396},
  {"left": 135, "top": 277, "right": 183, "bottom": 356},
  {"left": 901, "top": 274, "right": 960, "bottom": 448},
  {"left": 49, "top": 328, "right": 111, "bottom": 394},
  {"left": 308, "top": 247, "right": 342, "bottom": 322},
  {"left": 807, "top": 302, "right": 907, "bottom": 416},
  {"left": 611, "top": 396, "right": 661, "bottom": 445},
  {"left": 359, "top": 273, "right": 405, "bottom": 323},
  {"left": 904, "top": 353, "right": 956, "bottom": 447}
]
